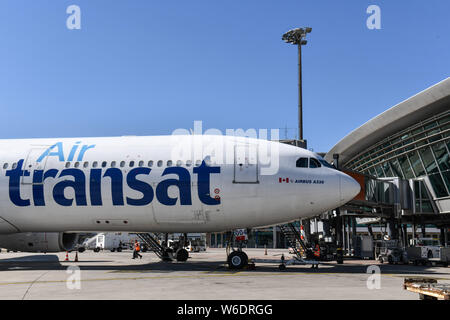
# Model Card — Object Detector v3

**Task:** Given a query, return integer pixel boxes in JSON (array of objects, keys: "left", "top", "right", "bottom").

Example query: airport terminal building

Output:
[{"left": 325, "top": 78, "right": 450, "bottom": 217}]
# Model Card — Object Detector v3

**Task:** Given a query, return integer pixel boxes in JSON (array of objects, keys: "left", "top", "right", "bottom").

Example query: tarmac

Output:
[{"left": 0, "top": 248, "right": 448, "bottom": 300}]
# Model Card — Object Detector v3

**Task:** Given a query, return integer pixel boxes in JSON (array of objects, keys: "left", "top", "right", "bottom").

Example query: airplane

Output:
[{"left": 0, "top": 135, "right": 360, "bottom": 268}]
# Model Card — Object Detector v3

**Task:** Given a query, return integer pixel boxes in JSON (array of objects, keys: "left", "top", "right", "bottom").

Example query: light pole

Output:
[{"left": 282, "top": 27, "right": 312, "bottom": 145}]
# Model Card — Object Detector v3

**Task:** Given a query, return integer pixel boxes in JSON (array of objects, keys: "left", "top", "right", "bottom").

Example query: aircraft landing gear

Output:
[
  {"left": 228, "top": 251, "right": 248, "bottom": 269},
  {"left": 226, "top": 230, "right": 250, "bottom": 270},
  {"left": 175, "top": 248, "right": 189, "bottom": 262}
]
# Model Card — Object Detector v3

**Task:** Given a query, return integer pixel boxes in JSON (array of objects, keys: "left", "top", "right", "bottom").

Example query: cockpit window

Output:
[
  {"left": 319, "top": 159, "right": 335, "bottom": 169},
  {"left": 296, "top": 157, "right": 309, "bottom": 168},
  {"left": 309, "top": 158, "right": 321, "bottom": 168},
  {"left": 315, "top": 155, "right": 336, "bottom": 169}
]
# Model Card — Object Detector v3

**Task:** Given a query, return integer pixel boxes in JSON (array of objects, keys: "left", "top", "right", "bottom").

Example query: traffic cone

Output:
[
  {"left": 74, "top": 251, "right": 78, "bottom": 262},
  {"left": 264, "top": 245, "right": 267, "bottom": 255},
  {"left": 64, "top": 251, "right": 69, "bottom": 261}
]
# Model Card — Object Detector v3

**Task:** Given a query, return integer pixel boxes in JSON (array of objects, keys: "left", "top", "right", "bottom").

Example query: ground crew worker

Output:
[
  {"left": 132, "top": 240, "right": 142, "bottom": 259},
  {"left": 313, "top": 243, "right": 321, "bottom": 260}
]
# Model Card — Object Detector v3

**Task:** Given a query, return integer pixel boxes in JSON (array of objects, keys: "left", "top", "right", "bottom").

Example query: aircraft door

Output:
[
  {"left": 22, "top": 147, "right": 50, "bottom": 184},
  {"left": 233, "top": 144, "right": 259, "bottom": 183}
]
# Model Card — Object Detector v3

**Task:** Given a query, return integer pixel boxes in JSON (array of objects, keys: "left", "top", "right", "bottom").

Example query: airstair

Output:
[
  {"left": 279, "top": 223, "right": 309, "bottom": 258},
  {"left": 278, "top": 223, "right": 319, "bottom": 269},
  {"left": 136, "top": 233, "right": 173, "bottom": 261}
]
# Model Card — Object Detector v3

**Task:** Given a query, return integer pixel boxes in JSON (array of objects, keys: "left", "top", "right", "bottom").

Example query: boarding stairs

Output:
[
  {"left": 279, "top": 223, "right": 319, "bottom": 268},
  {"left": 136, "top": 233, "right": 172, "bottom": 261}
]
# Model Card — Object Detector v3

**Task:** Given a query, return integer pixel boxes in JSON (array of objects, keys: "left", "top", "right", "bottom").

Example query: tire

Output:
[
  {"left": 78, "top": 247, "right": 86, "bottom": 253},
  {"left": 427, "top": 250, "right": 433, "bottom": 259},
  {"left": 93, "top": 248, "right": 100, "bottom": 253},
  {"left": 388, "top": 255, "right": 394, "bottom": 265},
  {"left": 228, "top": 251, "right": 248, "bottom": 270},
  {"left": 110, "top": 248, "right": 116, "bottom": 252},
  {"left": 336, "top": 252, "right": 344, "bottom": 264},
  {"left": 378, "top": 256, "right": 384, "bottom": 264},
  {"left": 117, "top": 247, "right": 122, "bottom": 253},
  {"left": 176, "top": 248, "right": 189, "bottom": 262},
  {"left": 278, "top": 264, "right": 286, "bottom": 271}
]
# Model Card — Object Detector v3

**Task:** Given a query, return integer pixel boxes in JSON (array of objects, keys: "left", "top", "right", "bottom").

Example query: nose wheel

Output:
[
  {"left": 225, "top": 230, "right": 250, "bottom": 270},
  {"left": 227, "top": 251, "right": 248, "bottom": 269}
]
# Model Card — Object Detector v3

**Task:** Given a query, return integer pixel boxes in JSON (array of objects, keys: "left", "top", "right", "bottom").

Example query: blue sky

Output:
[{"left": 0, "top": 1, "right": 448, "bottom": 152}]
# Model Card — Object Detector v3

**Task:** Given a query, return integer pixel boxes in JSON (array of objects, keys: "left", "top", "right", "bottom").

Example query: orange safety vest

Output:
[
  {"left": 135, "top": 243, "right": 141, "bottom": 252},
  {"left": 314, "top": 244, "right": 320, "bottom": 257}
]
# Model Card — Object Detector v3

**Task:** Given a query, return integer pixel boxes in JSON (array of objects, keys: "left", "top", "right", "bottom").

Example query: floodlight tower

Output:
[{"left": 282, "top": 27, "right": 312, "bottom": 145}]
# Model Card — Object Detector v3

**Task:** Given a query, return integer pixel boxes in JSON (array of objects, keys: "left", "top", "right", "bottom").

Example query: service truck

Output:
[
  {"left": 93, "top": 233, "right": 140, "bottom": 252},
  {"left": 406, "top": 238, "right": 449, "bottom": 266}
]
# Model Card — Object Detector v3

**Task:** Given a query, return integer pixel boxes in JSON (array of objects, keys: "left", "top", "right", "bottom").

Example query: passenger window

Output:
[
  {"left": 12, "top": 163, "right": 17, "bottom": 169},
  {"left": 111, "top": 161, "right": 116, "bottom": 168},
  {"left": 296, "top": 158, "right": 309, "bottom": 168},
  {"left": 74, "top": 162, "right": 80, "bottom": 168},
  {"left": 102, "top": 161, "right": 107, "bottom": 168},
  {"left": 92, "top": 161, "right": 98, "bottom": 168},
  {"left": 176, "top": 160, "right": 182, "bottom": 167},
  {"left": 195, "top": 160, "right": 202, "bottom": 167},
  {"left": 186, "top": 160, "right": 192, "bottom": 167},
  {"left": 157, "top": 160, "right": 163, "bottom": 167},
  {"left": 309, "top": 158, "right": 322, "bottom": 168},
  {"left": 3, "top": 163, "right": 8, "bottom": 169},
  {"left": 138, "top": 160, "right": 144, "bottom": 167},
  {"left": 167, "top": 160, "right": 172, "bottom": 167},
  {"left": 148, "top": 160, "right": 153, "bottom": 167},
  {"left": 129, "top": 161, "right": 135, "bottom": 167},
  {"left": 120, "top": 161, "right": 125, "bottom": 168},
  {"left": 65, "top": 162, "right": 70, "bottom": 168},
  {"left": 83, "top": 162, "right": 89, "bottom": 168}
]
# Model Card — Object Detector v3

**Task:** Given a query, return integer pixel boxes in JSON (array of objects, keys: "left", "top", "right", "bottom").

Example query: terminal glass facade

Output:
[{"left": 345, "top": 110, "right": 450, "bottom": 199}]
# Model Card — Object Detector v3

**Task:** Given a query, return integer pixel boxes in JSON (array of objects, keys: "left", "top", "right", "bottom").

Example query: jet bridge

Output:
[{"left": 319, "top": 170, "right": 449, "bottom": 257}]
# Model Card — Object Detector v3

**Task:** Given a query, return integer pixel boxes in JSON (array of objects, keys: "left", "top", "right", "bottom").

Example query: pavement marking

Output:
[
  {"left": 21, "top": 271, "right": 50, "bottom": 300},
  {"left": 0, "top": 271, "right": 363, "bottom": 286},
  {"left": 1, "top": 270, "right": 447, "bottom": 287}
]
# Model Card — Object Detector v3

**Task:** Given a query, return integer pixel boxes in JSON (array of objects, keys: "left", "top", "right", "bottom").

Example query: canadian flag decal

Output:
[{"left": 279, "top": 177, "right": 290, "bottom": 183}]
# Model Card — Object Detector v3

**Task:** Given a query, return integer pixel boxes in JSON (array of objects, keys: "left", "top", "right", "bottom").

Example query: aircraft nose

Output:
[{"left": 339, "top": 173, "right": 360, "bottom": 204}]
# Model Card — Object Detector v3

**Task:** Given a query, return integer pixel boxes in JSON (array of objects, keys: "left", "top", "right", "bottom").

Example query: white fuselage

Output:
[{"left": 0, "top": 135, "right": 359, "bottom": 234}]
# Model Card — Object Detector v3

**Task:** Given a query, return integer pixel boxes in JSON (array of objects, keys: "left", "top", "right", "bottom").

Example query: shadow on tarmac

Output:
[{"left": 0, "top": 254, "right": 448, "bottom": 277}]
